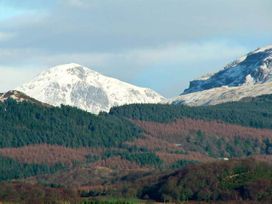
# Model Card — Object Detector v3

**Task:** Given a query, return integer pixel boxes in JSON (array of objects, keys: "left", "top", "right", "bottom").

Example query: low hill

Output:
[{"left": 141, "top": 159, "right": 272, "bottom": 202}]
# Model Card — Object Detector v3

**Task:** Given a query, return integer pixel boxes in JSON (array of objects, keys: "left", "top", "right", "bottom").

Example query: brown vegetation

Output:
[
  {"left": 126, "top": 134, "right": 183, "bottom": 152},
  {"left": 0, "top": 144, "right": 104, "bottom": 165},
  {"left": 133, "top": 119, "right": 272, "bottom": 157},
  {"left": 135, "top": 119, "right": 272, "bottom": 141}
]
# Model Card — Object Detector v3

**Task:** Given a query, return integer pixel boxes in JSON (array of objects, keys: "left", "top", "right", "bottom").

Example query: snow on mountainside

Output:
[
  {"left": 172, "top": 45, "right": 272, "bottom": 106},
  {"left": 170, "top": 82, "right": 272, "bottom": 106},
  {"left": 17, "top": 63, "right": 165, "bottom": 114},
  {"left": 183, "top": 45, "right": 272, "bottom": 94}
]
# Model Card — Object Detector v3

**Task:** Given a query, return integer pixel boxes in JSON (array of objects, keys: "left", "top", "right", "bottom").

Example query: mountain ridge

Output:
[
  {"left": 173, "top": 45, "right": 272, "bottom": 105},
  {"left": 183, "top": 45, "right": 272, "bottom": 94}
]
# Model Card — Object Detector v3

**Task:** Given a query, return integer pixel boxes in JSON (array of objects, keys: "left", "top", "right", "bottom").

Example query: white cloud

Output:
[
  {"left": 61, "top": 41, "right": 247, "bottom": 66},
  {"left": 125, "top": 41, "right": 248, "bottom": 65},
  {"left": 0, "top": 40, "right": 248, "bottom": 70}
]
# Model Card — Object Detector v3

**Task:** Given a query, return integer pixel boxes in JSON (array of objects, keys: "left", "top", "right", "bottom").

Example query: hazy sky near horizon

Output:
[{"left": 0, "top": 0, "right": 271, "bottom": 97}]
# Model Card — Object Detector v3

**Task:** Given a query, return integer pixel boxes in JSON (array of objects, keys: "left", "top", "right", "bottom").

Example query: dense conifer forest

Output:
[{"left": 0, "top": 99, "right": 141, "bottom": 148}]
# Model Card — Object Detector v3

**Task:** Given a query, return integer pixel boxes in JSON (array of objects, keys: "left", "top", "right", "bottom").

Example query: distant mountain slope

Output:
[
  {"left": 173, "top": 45, "right": 272, "bottom": 105},
  {"left": 171, "top": 81, "right": 272, "bottom": 106},
  {"left": 17, "top": 63, "right": 165, "bottom": 114},
  {"left": 184, "top": 45, "right": 272, "bottom": 94}
]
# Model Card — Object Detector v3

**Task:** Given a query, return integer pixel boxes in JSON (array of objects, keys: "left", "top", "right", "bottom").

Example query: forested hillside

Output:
[
  {"left": 134, "top": 119, "right": 272, "bottom": 158},
  {"left": 1, "top": 97, "right": 272, "bottom": 203},
  {"left": 0, "top": 99, "right": 141, "bottom": 148},
  {"left": 110, "top": 94, "right": 272, "bottom": 129}
]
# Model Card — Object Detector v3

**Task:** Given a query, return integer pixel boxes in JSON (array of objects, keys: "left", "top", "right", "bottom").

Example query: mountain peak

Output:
[
  {"left": 47, "top": 63, "right": 84, "bottom": 72},
  {"left": 253, "top": 45, "right": 272, "bottom": 53},
  {"left": 55, "top": 63, "right": 82, "bottom": 68},
  {"left": 46, "top": 63, "right": 98, "bottom": 76},
  {"left": 16, "top": 64, "right": 165, "bottom": 114}
]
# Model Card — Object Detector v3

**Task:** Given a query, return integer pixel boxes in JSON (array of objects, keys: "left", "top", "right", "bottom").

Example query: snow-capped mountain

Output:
[
  {"left": 172, "top": 45, "right": 272, "bottom": 105},
  {"left": 17, "top": 63, "right": 165, "bottom": 114}
]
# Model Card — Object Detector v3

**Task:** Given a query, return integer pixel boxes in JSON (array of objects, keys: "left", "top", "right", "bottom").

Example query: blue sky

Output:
[{"left": 0, "top": 0, "right": 271, "bottom": 97}]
